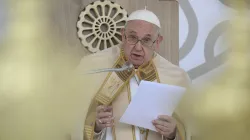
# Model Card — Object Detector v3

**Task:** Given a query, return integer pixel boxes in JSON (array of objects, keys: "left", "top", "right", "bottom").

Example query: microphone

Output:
[{"left": 85, "top": 61, "right": 134, "bottom": 74}]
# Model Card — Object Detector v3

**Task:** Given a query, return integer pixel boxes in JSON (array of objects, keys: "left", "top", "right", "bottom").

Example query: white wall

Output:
[{"left": 179, "top": 0, "right": 236, "bottom": 85}]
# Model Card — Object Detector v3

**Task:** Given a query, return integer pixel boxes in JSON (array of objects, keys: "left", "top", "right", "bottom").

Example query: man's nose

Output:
[{"left": 134, "top": 41, "right": 143, "bottom": 50}]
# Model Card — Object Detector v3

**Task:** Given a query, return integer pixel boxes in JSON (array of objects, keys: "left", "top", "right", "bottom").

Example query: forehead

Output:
[{"left": 125, "top": 20, "right": 157, "bottom": 37}]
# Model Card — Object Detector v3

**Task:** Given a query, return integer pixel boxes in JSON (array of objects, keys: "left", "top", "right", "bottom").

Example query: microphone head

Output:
[{"left": 124, "top": 61, "right": 134, "bottom": 71}]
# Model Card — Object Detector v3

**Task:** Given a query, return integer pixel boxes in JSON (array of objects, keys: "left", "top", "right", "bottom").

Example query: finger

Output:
[
  {"left": 156, "top": 127, "right": 163, "bottom": 134},
  {"left": 99, "top": 117, "right": 115, "bottom": 124},
  {"left": 155, "top": 127, "right": 165, "bottom": 135},
  {"left": 152, "top": 119, "right": 170, "bottom": 127},
  {"left": 96, "top": 105, "right": 106, "bottom": 113},
  {"left": 158, "top": 115, "right": 174, "bottom": 122},
  {"left": 155, "top": 127, "right": 169, "bottom": 136},
  {"left": 103, "top": 106, "right": 113, "bottom": 112},
  {"left": 105, "top": 122, "right": 115, "bottom": 127},
  {"left": 97, "top": 112, "right": 113, "bottom": 119},
  {"left": 97, "top": 120, "right": 114, "bottom": 128},
  {"left": 154, "top": 124, "right": 169, "bottom": 132},
  {"left": 97, "top": 106, "right": 113, "bottom": 113}
]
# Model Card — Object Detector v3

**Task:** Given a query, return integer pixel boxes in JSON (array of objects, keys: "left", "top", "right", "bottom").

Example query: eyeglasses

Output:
[{"left": 124, "top": 34, "right": 158, "bottom": 49}]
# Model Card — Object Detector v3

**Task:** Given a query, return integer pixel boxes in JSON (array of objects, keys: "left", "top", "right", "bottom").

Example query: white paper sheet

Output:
[{"left": 119, "top": 80, "right": 186, "bottom": 132}]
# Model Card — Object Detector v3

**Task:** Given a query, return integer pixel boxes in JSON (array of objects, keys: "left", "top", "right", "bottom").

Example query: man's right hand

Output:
[{"left": 95, "top": 105, "right": 114, "bottom": 133}]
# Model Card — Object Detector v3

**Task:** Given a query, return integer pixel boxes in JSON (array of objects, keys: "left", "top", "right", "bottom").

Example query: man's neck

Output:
[{"left": 134, "top": 65, "right": 139, "bottom": 69}]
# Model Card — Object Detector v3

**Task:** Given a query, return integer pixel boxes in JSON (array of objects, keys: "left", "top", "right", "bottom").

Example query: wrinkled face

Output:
[{"left": 121, "top": 20, "right": 163, "bottom": 68}]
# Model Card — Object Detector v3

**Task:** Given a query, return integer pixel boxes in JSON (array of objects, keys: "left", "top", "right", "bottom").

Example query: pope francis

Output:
[{"left": 76, "top": 9, "right": 191, "bottom": 140}]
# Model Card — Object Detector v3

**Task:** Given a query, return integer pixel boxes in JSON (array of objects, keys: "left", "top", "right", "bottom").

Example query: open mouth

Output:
[
  {"left": 131, "top": 53, "right": 143, "bottom": 60},
  {"left": 133, "top": 54, "right": 141, "bottom": 57}
]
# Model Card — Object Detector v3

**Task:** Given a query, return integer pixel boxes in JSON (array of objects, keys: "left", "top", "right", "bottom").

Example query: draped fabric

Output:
[{"left": 76, "top": 45, "right": 190, "bottom": 140}]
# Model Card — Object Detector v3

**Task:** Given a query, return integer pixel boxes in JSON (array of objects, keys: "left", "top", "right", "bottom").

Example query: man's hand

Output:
[
  {"left": 95, "top": 105, "right": 114, "bottom": 133},
  {"left": 152, "top": 115, "right": 177, "bottom": 140}
]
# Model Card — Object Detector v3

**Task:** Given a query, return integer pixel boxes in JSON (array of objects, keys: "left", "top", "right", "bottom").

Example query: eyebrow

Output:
[
  {"left": 127, "top": 31, "right": 153, "bottom": 37},
  {"left": 127, "top": 31, "right": 137, "bottom": 34},
  {"left": 144, "top": 34, "right": 152, "bottom": 37}
]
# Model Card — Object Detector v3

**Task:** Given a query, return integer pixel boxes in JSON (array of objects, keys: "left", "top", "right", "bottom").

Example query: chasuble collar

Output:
[
  {"left": 115, "top": 48, "right": 158, "bottom": 82},
  {"left": 94, "top": 47, "right": 160, "bottom": 105}
]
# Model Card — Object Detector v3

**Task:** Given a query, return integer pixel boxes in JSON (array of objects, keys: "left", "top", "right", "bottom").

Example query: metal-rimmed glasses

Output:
[{"left": 124, "top": 34, "right": 158, "bottom": 50}]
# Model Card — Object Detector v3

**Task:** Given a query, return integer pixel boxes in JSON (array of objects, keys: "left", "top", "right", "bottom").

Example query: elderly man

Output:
[{"left": 77, "top": 9, "right": 190, "bottom": 140}]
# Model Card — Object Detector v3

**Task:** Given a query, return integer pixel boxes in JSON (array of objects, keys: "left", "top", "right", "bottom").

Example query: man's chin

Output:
[{"left": 130, "top": 61, "right": 144, "bottom": 68}]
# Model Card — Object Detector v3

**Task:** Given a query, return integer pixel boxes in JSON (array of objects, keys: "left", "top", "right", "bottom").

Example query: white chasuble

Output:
[{"left": 105, "top": 74, "right": 146, "bottom": 140}]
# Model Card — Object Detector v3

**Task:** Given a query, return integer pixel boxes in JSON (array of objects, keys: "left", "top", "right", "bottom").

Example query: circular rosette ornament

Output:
[{"left": 77, "top": 0, "right": 128, "bottom": 53}]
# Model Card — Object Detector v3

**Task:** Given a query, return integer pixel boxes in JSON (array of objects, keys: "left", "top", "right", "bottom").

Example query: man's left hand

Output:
[{"left": 152, "top": 115, "right": 177, "bottom": 140}]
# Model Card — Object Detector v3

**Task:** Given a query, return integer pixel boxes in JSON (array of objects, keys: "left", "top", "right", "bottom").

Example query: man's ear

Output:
[
  {"left": 155, "top": 35, "right": 163, "bottom": 50},
  {"left": 158, "top": 35, "right": 163, "bottom": 44},
  {"left": 120, "top": 28, "right": 125, "bottom": 42}
]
